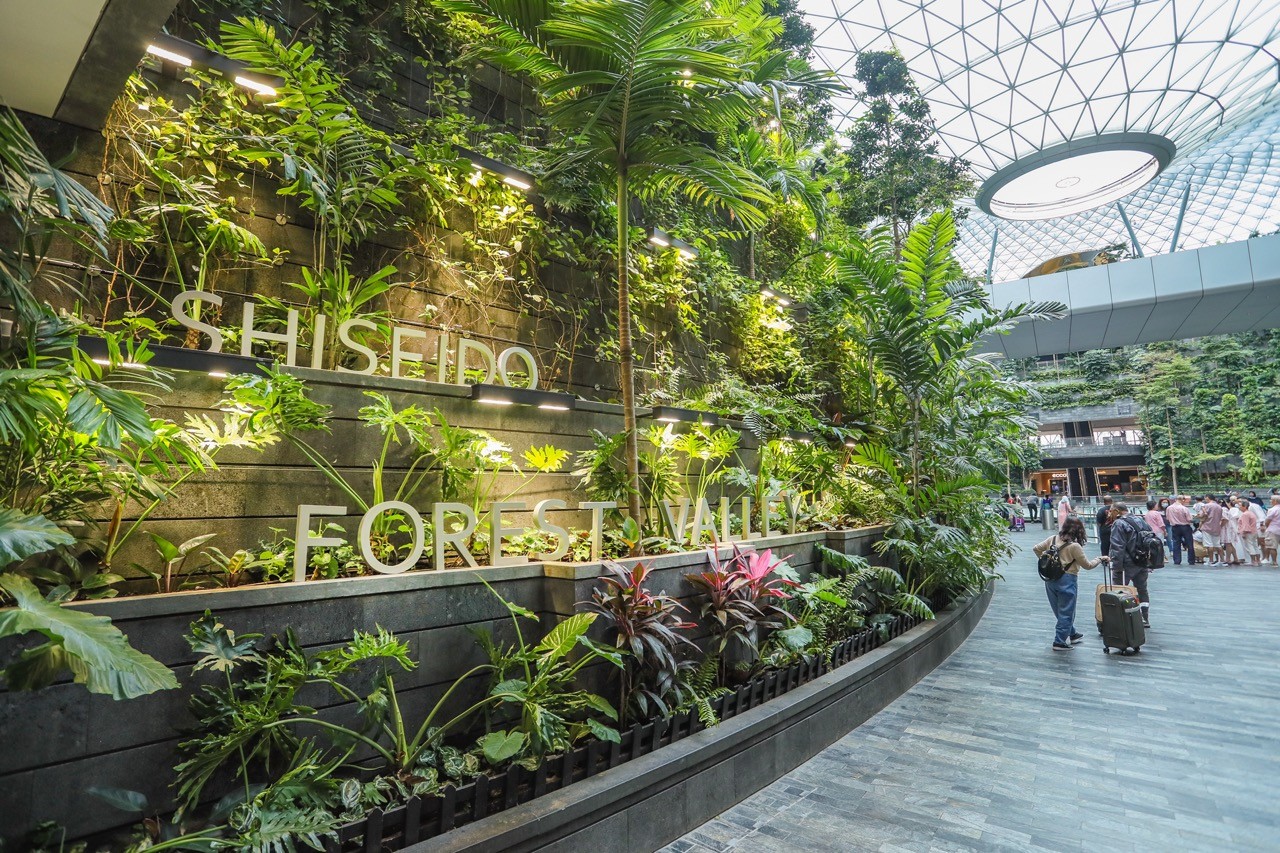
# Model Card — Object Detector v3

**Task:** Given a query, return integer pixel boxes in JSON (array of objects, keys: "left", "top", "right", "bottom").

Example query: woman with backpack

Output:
[{"left": 1033, "top": 516, "right": 1110, "bottom": 651}]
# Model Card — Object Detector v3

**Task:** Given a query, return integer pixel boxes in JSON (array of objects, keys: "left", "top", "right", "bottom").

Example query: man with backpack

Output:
[{"left": 1108, "top": 501, "right": 1162, "bottom": 628}]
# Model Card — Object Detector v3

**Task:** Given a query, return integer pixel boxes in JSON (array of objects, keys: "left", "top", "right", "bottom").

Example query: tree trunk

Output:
[
  {"left": 1165, "top": 408, "right": 1179, "bottom": 494},
  {"left": 746, "top": 230, "right": 756, "bottom": 280},
  {"left": 910, "top": 396, "right": 921, "bottom": 511},
  {"left": 616, "top": 172, "right": 644, "bottom": 553}
]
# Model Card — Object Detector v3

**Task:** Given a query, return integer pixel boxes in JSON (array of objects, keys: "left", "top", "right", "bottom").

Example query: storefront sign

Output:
[
  {"left": 293, "top": 494, "right": 800, "bottom": 581},
  {"left": 172, "top": 289, "right": 540, "bottom": 387}
]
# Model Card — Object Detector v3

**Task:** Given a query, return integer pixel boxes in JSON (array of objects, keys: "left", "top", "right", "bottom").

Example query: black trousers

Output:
[
  {"left": 1171, "top": 524, "right": 1196, "bottom": 564},
  {"left": 1099, "top": 527, "right": 1112, "bottom": 557},
  {"left": 1112, "top": 566, "right": 1150, "bottom": 605}
]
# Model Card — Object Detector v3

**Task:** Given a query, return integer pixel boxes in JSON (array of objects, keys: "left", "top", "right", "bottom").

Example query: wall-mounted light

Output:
[
  {"left": 234, "top": 76, "right": 277, "bottom": 97},
  {"left": 760, "top": 287, "right": 791, "bottom": 307},
  {"left": 470, "top": 383, "right": 576, "bottom": 411},
  {"left": 645, "top": 227, "right": 698, "bottom": 260},
  {"left": 455, "top": 146, "right": 536, "bottom": 192},
  {"left": 78, "top": 337, "right": 268, "bottom": 378},
  {"left": 145, "top": 43, "right": 192, "bottom": 67},
  {"left": 646, "top": 405, "right": 719, "bottom": 425},
  {"left": 146, "top": 33, "right": 281, "bottom": 98}
]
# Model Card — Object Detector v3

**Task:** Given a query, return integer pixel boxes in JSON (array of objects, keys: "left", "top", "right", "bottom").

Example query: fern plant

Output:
[
  {"left": 673, "top": 654, "right": 731, "bottom": 728},
  {"left": 816, "top": 544, "right": 933, "bottom": 624}
]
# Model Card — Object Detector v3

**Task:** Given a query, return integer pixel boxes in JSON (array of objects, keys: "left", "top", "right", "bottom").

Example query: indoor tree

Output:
[
  {"left": 836, "top": 50, "right": 972, "bottom": 257},
  {"left": 437, "top": 0, "right": 773, "bottom": 544}
]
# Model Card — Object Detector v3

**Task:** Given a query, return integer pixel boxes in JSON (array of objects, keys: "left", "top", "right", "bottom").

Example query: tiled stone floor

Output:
[{"left": 662, "top": 529, "right": 1280, "bottom": 852}]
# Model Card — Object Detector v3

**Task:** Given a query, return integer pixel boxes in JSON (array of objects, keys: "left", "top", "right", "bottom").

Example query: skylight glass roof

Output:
[{"left": 797, "top": 0, "right": 1280, "bottom": 282}]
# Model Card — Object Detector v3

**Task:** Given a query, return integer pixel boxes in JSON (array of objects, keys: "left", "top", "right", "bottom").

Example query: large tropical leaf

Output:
[
  {"left": 533, "top": 611, "right": 595, "bottom": 663},
  {"left": 0, "top": 508, "right": 74, "bottom": 569},
  {"left": 0, "top": 573, "right": 178, "bottom": 698}
]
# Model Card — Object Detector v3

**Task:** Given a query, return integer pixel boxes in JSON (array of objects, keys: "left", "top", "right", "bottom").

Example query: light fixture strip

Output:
[
  {"left": 470, "top": 382, "right": 576, "bottom": 411},
  {"left": 455, "top": 146, "right": 536, "bottom": 193},
  {"left": 146, "top": 33, "right": 281, "bottom": 98}
]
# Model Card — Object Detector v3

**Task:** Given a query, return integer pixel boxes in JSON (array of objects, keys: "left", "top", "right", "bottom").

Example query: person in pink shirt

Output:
[
  {"left": 1057, "top": 494, "right": 1073, "bottom": 529},
  {"left": 1144, "top": 499, "right": 1166, "bottom": 539},
  {"left": 1199, "top": 495, "right": 1225, "bottom": 566},
  {"left": 1165, "top": 495, "right": 1196, "bottom": 565},
  {"left": 1265, "top": 496, "right": 1280, "bottom": 567},
  {"left": 1236, "top": 497, "right": 1261, "bottom": 566}
]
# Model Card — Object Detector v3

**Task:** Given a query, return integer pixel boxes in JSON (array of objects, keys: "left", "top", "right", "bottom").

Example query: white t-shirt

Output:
[{"left": 1249, "top": 502, "right": 1267, "bottom": 526}]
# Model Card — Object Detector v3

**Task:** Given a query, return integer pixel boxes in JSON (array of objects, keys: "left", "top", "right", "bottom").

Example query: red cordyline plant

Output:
[
  {"left": 582, "top": 560, "right": 697, "bottom": 723},
  {"left": 684, "top": 545, "right": 795, "bottom": 683}
]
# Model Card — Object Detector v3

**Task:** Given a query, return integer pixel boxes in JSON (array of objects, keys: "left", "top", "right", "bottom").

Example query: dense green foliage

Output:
[
  {"left": 0, "top": 0, "right": 1068, "bottom": 846},
  {"left": 1006, "top": 336, "right": 1280, "bottom": 489}
]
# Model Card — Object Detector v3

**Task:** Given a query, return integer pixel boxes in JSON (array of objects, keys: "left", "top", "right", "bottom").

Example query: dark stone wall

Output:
[
  {"left": 76, "top": 365, "right": 771, "bottom": 573},
  {"left": 0, "top": 527, "right": 888, "bottom": 841}
]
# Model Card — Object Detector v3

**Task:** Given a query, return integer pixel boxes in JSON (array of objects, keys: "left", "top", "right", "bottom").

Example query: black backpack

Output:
[
  {"left": 1037, "top": 541, "right": 1066, "bottom": 581},
  {"left": 1118, "top": 516, "right": 1165, "bottom": 569}
]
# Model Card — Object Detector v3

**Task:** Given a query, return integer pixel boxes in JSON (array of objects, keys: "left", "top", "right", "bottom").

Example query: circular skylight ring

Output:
[{"left": 977, "top": 133, "right": 1176, "bottom": 221}]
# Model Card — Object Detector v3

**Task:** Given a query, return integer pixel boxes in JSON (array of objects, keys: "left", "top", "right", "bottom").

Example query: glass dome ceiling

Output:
[{"left": 797, "top": 0, "right": 1280, "bottom": 282}]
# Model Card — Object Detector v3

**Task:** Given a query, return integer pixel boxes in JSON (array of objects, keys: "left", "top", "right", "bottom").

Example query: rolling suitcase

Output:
[
  {"left": 1094, "top": 580, "right": 1137, "bottom": 632},
  {"left": 1098, "top": 590, "right": 1145, "bottom": 655}
]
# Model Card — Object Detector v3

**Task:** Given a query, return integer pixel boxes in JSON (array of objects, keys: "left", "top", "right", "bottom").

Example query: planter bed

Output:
[
  {"left": 0, "top": 527, "right": 891, "bottom": 841},
  {"left": 321, "top": 612, "right": 927, "bottom": 852}
]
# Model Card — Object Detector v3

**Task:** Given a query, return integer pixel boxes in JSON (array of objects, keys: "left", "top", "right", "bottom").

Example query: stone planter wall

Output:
[
  {"left": 0, "top": 526, "right": 888, "bottom": 841},
  {"left": 77, "top": 365, "right": 776, "bottom": 577},
  {"left": 404, "top": 581, "right": 995, "bottom": 853}
]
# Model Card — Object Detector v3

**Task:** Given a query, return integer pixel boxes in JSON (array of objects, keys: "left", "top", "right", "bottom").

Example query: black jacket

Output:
[{"left": 1096, "top": 506, "right": 1111, "bottom": 531}]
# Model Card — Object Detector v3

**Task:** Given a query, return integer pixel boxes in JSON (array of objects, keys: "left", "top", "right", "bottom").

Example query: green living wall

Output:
[{"left": 0, "top": 0, "right": 1054, "bottom": 847}]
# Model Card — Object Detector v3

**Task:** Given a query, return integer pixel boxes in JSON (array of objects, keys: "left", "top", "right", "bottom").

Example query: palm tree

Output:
[
  {"left": 438, "top": 0, "right": 772, "bottom": 542},
  {"left": 834, "top": 211, "right": 1065, "bottom": 506}
]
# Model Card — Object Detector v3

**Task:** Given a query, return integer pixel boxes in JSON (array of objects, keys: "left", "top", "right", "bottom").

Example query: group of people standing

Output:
[
  {"left": 1029, "top": 487, "right": 1280, "bottom": 650},
  {"left": 1145, "top": 492, "right": 1280, "bottom": 567}
]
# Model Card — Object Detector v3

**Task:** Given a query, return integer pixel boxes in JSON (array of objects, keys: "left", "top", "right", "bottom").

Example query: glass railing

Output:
[{"left": 1038, "top": 435, "right": 1145, "bottom": 449}]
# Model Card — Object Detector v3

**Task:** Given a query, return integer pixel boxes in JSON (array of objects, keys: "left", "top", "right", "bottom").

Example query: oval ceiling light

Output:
[{"left": 976, "top": 133, "right": 1176, "bottom": 222}]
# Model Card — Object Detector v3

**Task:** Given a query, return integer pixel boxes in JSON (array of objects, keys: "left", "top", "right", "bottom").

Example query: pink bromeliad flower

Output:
[{"left": 738, "top": 548, "right": 793, "bottom": 599}]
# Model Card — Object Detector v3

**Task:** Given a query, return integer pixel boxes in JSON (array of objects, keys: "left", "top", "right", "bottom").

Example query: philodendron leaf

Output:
[
  {"left": 491, "top": 678, "right": 528, "bottom": 701},
  {"left": 0, "top": 573, "right": 178, "bottom": 699},
  {"left": 534, "top": 612, "right": 594, "bottom": 663},
  {"left": 87, "top": 785, "right": 150, "bottom": 814},
  {"left": 148, "top": 531, "right": 181, "bottom": 563},
  {"left": 577, "top": 636, "right": 624, "bottom": 669},
  {"left": 581, "top": 692, "right": 618, "bottom": 721},
  {"left": 777, "top": 625, "right": 814, "bottom": 652},
  {"left": 585, "top": 717, "right": 620, "bottom": 744},
  {"left": 187, "top": 611, "right": 263, "bottom": 674},
  {"left": 0, "top": 508, "right": 74, "bottom": 570},
  {"left": 479, "top": 730, "right": 527, "bottom": 765},
  {"left": 178, "top": 533, "right": 218, "bottom": 555}
]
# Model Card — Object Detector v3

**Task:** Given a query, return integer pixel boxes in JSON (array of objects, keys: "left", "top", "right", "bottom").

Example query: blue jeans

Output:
[{"left": 1044, "top": 573, "right": 1078, "bottom": 644}]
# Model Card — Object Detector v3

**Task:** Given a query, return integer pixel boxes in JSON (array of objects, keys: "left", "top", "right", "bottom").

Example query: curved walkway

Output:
[{"left": 662, "top": 529, "right": 1280, "bottom": 852}]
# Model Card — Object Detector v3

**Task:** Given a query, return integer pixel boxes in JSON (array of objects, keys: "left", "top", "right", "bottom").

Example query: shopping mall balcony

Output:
[{"left": 1037, "top": 435, "right": 1147, "bottom": 468}]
